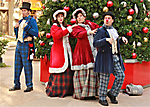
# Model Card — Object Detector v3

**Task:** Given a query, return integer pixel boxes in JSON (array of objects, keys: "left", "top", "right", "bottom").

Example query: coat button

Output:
[
  {"left": 103, "top": 50, "right": 104, "bottom": 52},
  {"left": 110, "top": 47, "right": 111, "bottom": 49}
]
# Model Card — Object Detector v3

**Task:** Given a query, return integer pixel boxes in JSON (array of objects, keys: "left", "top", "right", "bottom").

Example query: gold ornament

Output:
[
  {"left": 127, "top": 15, "right": 133, "bottom": 21},
  {"left": 144, "top": 17, "right": 149, "bottom": 22},
  {"left": 60, "top": 0, "right": 64, "bottom": 2},
  {"left": 103, "top": 7, "right": 109, "bottom": 12},
  {"left": 148, "top": 0, "right": 150, "bottom": 2},
  {"left": 144, "top": 37, "right": 148, "bottom": 42},
  {"left": 40, "top": 31, "right": 45, "bottom": 36}
]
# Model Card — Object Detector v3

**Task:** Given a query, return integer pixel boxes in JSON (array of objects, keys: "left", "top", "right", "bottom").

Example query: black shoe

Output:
[
  {"left": 84, "top": 96, "right": 96, "bottom": 100},
  {"left": 107, "top": 91, "right": 118, "bottom": 104},
  {"left": 99, "top": 100, "right": 109, "bottom": 106},
  {"left": 91, "top": 96, "right": 96, "bottom": 100},
  {"left": 24, "top": 87, "right": 33, "bottom": 92},
  {"left": 9, "top": 86, "right": 21, "bottom": 91}
]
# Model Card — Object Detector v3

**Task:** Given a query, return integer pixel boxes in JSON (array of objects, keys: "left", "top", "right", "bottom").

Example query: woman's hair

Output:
[
  {"left": 54, "top": 12, "right": 67, "bottom": 27},
  {"left": 74, "top": 11, "right": 86, "bottom": 23}
]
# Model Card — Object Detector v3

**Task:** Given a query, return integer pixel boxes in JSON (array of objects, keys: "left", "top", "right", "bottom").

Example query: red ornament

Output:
[
  {"left": 147, "top": 12, "right": 149, "bottom": 16},
  {"left": 40, "top": 41, "right": 45, "bottom": 46},
  {"left": 43, "top": 6, "right": 45, "bottom": 9},
  {"left": 128, "top": 9, "right": 134, "bottom": 15},
  {"left": 64, "top": 6, "right": 70, "bottom": 12},
  {"left": 70, "top": 18, "right": 76, "bottom": 24},
  {"left": 46, "top": 33, "right": 51, "bottom": 39},
  {"left": 107, "top": 1, "right": 113, "bottom": 7},
  {"left": 140, "top": 0, "right": 143, "bottom": 2},
  {"left": 126, "top": 30, "right": 133, "bottom": 36},
  {"left": 132, "top": 53, "right": 137, "bottom": 59},
  {"left": 142, "top": 27, "right": 149, "bottom": 33}
]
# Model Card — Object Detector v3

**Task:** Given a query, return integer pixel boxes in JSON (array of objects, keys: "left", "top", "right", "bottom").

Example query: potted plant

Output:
[{"left": 0, "top": 37, "right": 9, "bottom": 63}]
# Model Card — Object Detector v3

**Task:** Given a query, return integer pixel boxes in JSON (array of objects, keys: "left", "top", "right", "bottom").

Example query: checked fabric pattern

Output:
[
  {"left": 46, "top": 68, "right": 74, "bottom": 98},
  {"left": 73, "top": 68, "right": 99, "bottom": 99},
  {"left": 99, "top": 55, "right": 125, "bottom": 101},
  {"left": 14, "top": 41, "right": 33, "bottom": 88}
]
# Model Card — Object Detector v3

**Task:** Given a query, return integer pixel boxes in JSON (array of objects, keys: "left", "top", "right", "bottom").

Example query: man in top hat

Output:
[
  {"left": 93, "top": 11, "right": 128, "bottom": 106},
  {"left": 9, "top": 2, "right": 38, "bottom": 92}
]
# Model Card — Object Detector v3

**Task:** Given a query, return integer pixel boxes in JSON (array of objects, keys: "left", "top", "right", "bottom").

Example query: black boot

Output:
[
  {"left": 107, "top": 91, "right": 118, "bottom": 104},
  {"left": 9, "top": 86, "right": 21, "bottom": 91},
  {"left": 99, "top": 100, "right": 109, "bottom": 106},
  {"left": 24, "top": 87, "right": 33, "bottom": 92}
]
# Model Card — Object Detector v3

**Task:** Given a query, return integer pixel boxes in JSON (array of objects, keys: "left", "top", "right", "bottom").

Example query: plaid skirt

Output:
[
  {"left": 73, "top": 68, "right": 99, "bottom": 99},
  {"left": 46, "top": 68, "right": 74, "bottom": 98}
]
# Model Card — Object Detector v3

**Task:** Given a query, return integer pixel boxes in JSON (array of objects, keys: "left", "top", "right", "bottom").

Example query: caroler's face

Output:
[
  {"left": 77, "top": 13, "right": 86, "bottom": 23},
  {"left": 22, "top": 9, "right": 30, "bottom": 17},
  {"left": 104, "top": 15, "right": 114, "bottom": 27},
  {"left": 56, "top": 14, "right": 64, "bottom": 24}
]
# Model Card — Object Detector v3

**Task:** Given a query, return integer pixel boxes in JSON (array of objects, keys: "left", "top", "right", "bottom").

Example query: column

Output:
[{"left": 8, "top": 0, "right": 14, "bottom": 36}]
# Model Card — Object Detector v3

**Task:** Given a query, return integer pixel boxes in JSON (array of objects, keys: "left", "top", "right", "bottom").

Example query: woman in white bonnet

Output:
[
  {"left": 70, "top": 8, "right": 100, "bottom": 100},
  {"left": 46, "top": 9, "right": 74, "bottom": 98}
]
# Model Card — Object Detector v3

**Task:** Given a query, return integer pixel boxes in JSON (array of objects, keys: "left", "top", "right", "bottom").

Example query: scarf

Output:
[{"left": 103, "top": 24, "right": 119, "bottom": 41}]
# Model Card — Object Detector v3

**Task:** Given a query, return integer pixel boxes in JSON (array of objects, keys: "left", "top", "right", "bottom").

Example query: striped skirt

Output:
[
  {"left": 46, "top": 68, "right": 74, "bottom": 98},
  {"left": 73, "top": 68, "right": 99, "bottom": 99}
]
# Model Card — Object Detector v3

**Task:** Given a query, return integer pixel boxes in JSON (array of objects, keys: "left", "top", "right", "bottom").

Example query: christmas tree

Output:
[{"left": 35, "top": 0, "right": 150, "bottom": 63}]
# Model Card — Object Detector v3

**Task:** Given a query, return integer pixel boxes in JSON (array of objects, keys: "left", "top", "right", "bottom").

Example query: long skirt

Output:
[
  {"left": 46, "top": 68, "right": 74, "bottom": 98},
  {"left": 73, "top": 68, "right": 99, "bottom": 99}
]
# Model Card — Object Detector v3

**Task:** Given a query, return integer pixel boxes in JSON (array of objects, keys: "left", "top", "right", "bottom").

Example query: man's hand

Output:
[
  {"left": 106, "top": 38, "right": 114, "bottom": 44},
  {"left": 122, "top": 37, "right": 128, "bottom": 44},
  {"left": 23, "top": 22, "right": 28, "bottom": 28},
  {"left": 15, "top": 23, "right": 19, "bottom": 28}
]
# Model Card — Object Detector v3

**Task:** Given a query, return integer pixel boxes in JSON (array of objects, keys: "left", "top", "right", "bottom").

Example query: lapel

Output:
[
  {"left": 102, "top": 26, "right": 110, "bottom": 38},
  {"left": 22, "top": 16, "right": 32, "bottom": 39}
]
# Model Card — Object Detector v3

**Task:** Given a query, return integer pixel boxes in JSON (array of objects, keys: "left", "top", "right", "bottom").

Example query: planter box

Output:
[
  {"left": 40, "top": 58, "right": 50, "bottom": 83},
  {"left": 40, "top": 58, "right": 150, "bottom": 89},
  {"left": 108, "top": 59, "right": 150, "bottom": 89}
]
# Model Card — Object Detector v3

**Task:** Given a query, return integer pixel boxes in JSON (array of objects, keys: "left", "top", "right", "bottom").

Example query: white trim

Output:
[
  {"left": 49, "top": 25, "right": 72, "bottom": 73},
  {"left": 71, "top": 62, "right": 94, "bottom": 70},
  {"left": 87, "top": 34, "right": 97, "bottom": 61},
  {"left": 124, "top": 59, "right": 138, "bottom": 63},
  {"left": 87, "top": 30, "right": 91, "bottom": 35},
  {"left": 53, "top": 23, "right": 57, "bottom": 26},
  {"left": 72, "top": 8, "right": 86, "bottom": 19},
  {"left": 53, "top": 10, "right": 67, "bottom": 20},
  {"left": 67, "top": 26, "right": 72, "bottom": 33}
]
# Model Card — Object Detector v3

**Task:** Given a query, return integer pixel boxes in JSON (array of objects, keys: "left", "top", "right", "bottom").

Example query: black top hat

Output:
[
  {"left": 103, "top": 11, "right": 115, "bottom": 19},
  {"left": 20, "top": 2, "right": 31, "bottom": 11}
]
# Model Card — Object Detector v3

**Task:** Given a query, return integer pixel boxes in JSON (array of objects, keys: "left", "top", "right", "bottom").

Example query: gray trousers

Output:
[{"left": 99, "top": 55, "right": 125, "bottom": 101}]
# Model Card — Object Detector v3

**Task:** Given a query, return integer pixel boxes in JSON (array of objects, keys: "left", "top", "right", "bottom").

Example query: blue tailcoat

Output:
[
  {"left": 13, "top": 16, "right": 38, "bottom": 87},
  {"left": 93, "top": 26, "right": 125, "bottom": 74},
  {"left": 14, "top": 15, "right": 38, "bottom": 41}
]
